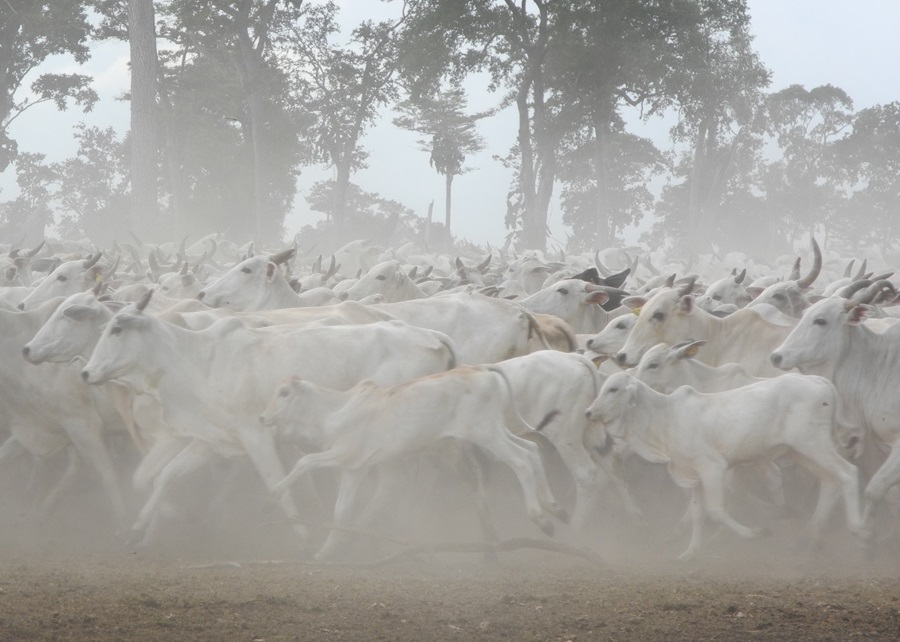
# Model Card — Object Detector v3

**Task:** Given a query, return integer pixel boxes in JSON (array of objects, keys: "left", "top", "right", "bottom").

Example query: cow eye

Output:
[
  {"left": 712, "top": 294, "right": 721, "bottom": 301},
  {"left": 813, "top": 318, "right": 827, "bottom": 326},
  {"left": 376, "top": 274, "right": 386, "bottom": 281},
  {"left": 241, "top": 267, "right": 252, "bottom": 274},
  {"left": 110, "top": 326, "right": 122, "bottom": 335},
  {"left": 279, "top": 388, "right": 290, "bottom": 397},
  {"left": 651, "top": 311, "right": 664, "bottom": 321},
  {"left": 57, "top": 275, "right": 68, "bottom": 282},
  {"left": 773, "top": 293, "right": 785, "bottom": 300},
  {"left": 557, "top": 288, "right": 569, "bottom": 295},
  {"left": 615, "top": 322, "right": 626, "bottom": 329},
  {"left": 647, "top": 363, "right": 659, "bottom": 370},
  {"left": 608, "top": 387, "right": 619, "bottom": 393}
]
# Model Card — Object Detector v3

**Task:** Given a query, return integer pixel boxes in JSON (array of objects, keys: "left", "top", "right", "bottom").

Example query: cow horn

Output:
[
  {"left": 269, "top": 248, "right": 295, "bottom": 265},
  {"left": 842, "top": 259, "right": 855, "bottom": 279},
  {"left": 836, "top": 279, "right": 872, "bottom": 300},
  {"left": 323, "top": 255, "right": 337, "bottom": 280},
  {"left": 664, "top": 273, "right": 676, "bottom": 288},
  {"left": 179, "top": 260, "right": 189, "bottom": 275},
  {"left": 136, "top": 288, "right": 154, "bottom": 312},
  {"left": 177, "top": 235, "right": 189, "bottom": 263},
  {"left": 788, "top": 257, "right": 801, "bottom": 281},
  {"left": 593, "top": 250, "right": 610, "bottom": 277},
  {"left": 854, "top": 259, "right": 868, "bottom": 281},
  {"left": 678, "top": 276, "right": 698, "bottom": 297},
  {"left": 25, "top": 240, "right": 45, "bottom": 258},
  {"left": 734, "top": 268, "right": 747, "bottom": 284},
  {"left": 82, "top": 251, "right": 102, "bottom": 269},
  {"left": 796, "top": 237, "right": 822, "bottom": 288},
  {"left": 852, "top": 279, "right": 896, "bottom": 306},
  {"left": 477, "top": 254, "right": 492, "bottom": 274}
]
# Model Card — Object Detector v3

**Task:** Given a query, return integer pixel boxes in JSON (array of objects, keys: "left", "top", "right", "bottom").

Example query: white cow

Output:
[
  {"left": 80, "top": 294, "right": 459, "bottom": 550},
  {"left": 376, "top": 292, "right": 549, "bottom": 365},
  {"left": 584, "top": 313, "right": 637, "bottom": 355},
  {"left": 17, "top": 252, "right": 106, "bottom": 311},
  {"left": 615, "top": 280, "right": 796, "bottom": 376},
  {"left": 0, "top": 298, "right": 130, "bottom": 528},
  {"left": 584, "top": 371, "right": 862, "bottom": 560},
  {"left": 341, "top": 260, "right": 429, "bottom": 302},
  {"left": 770, "top": 285, "right": 900, "bottom": 546},
  {"left": 266, "top": 366, "right": 569, "bottom": 549},
  {"left": 491, "top": 350, "right": 641, "bottom": 524},
  {"left": 518, "top": 279, "right": 628, "bottom": 334},
  {"left": 197, "top": 249, "right": 338, "bottom": 310},
  {"left": 746, "top": 237, "right": 823, "bottom": 317},
  {"left": 633, "top": 341, "right": 764, "bottom": 394}
]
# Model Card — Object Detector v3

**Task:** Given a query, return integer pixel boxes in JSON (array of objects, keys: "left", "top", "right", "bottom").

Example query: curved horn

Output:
[
  {"left": 135, "top": 288, "right": 154, "bottom": 313},
  {"left": 593, "top": 250, "right": 610, "bottom": 277},
  {"left": 843, "top": 259, "right": 855, "bottom": 279},
  {"left": 734, "top": 268, "right": 747, "bottom": 285},
  {"left": 25, "top": 240, "right": 45, "bottom": 258},
  {"left": 105, "top": 254, "right": 121, "bottom": 277},
  {"left": 678, "top": 276, "right": 698, "bottom": 297},
  {"left": 82, "top": 251, "right": 102, "bottom": 269},
  {"left": 664, "top": 273, "right": 676, "bottom": 288},
  {"left": 796, "top": 237, "right": 822, "bottom": 288},
  {"left": 836, "top": 279, "right": 872, "bottom": 300},
  {"left": 854, "top": 258, "right": 868, "bottom": 281},
  {"left": 269, "top": 248, "right": 295, "bottom": 265},
  {"left": 179, "top": 260, "right": 189, "bottom": 275},
  {"left": 788, "top": 257, "right": 801, "bottom": 281},
  {"left": 851, "top": 279, "right": 896, "bottom": 306},
  {"left": 477, "top": 254, "right": 492, "bottom": 274},
  {"left": 177, "top": 235, "right": 189, "bottom": 263},
  {"left": 323, "top": 255, "right": 338, "bottom": 280}
]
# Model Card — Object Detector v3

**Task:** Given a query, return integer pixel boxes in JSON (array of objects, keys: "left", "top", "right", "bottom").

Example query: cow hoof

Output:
[
  {"left": 550, "top": 504, "right": 570, "bottom": 524},
  {"left": 124, "top": 529, "right": 147, "bottom": 550},
  {"left": 536, "top": 516, "right": 555, "bottom": 537}
]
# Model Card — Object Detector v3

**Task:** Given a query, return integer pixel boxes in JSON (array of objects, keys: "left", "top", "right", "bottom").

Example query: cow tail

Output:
[
  {"left": 522, "top": 311, "right": 552, "bottom": 351},
  {"left": 487, "top": 365, "right": 546, "bottom": 433}
]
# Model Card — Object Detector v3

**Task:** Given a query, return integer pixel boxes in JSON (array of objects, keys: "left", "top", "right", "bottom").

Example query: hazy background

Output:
[{"left": 3, "top": 0, "right": 898, "bottom": 247}]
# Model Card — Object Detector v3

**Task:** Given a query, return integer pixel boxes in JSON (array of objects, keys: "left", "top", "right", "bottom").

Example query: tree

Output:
[
  {"left": 0, "top": 0, "right": 98, "bottom": 171},
  {"left": 280, "top": 1, "right": 415, "bottom": 249},
  {"left": 393, "top": 87, "right": 489, "bottom": 246},
  {"left": 830, "top": 102, "right": 900, "bottom": 250},
  {"left": 0, "top": 152, "right": 57, "bottom": 243},
  {"left": 54, "top": 124, "right": 129, "bottom": 244},
  {"left": 128, "top": 0, "right": 159, "bottom": 238},
  {"left": 763, "top": 84, "right": 854, "bottom": 243}
]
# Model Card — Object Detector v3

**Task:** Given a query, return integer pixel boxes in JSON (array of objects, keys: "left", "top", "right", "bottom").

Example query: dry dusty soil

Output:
[{"left": 2, "top": 456, "right": 900, "bottom": 641}]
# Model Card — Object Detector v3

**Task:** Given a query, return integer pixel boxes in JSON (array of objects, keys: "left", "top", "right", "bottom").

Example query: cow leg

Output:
[
  {"left": 314, "top": 468, "right": 374, "bottom": 562},
  {"left": 238, "top": 429, "right": 318, "bottom": 548},
  {"left": 678, "top": 487, "right": 706, "bottom": 561},
  {"left": 791, "top": 445, "right": 862, "bottom": 543},
  {"left": 34, "top": 445, "right": 81, "bottom": 520},
  {"left": 129, "top": 439, "right": 213, "bottom": 547},
  {"left": 699, "top": 465, "right": 768, "bottom": 541},
  {"left": 132, "top": 435, "right": 191, "bottom": 495},
  {"left": 468, "top": 431, "right": 561, "bottom": 537},
  {"left": 595, "top": 454, "right": 644, "bottom": 523},
  {"left": 457, "top": 444, "right": 500, "bottom": 560},
  {"left": 62, "top": 418, "right": 129, "bottom": 530},
  {"left": 861, "top": 444, "right": 900, "bottom": 543}
]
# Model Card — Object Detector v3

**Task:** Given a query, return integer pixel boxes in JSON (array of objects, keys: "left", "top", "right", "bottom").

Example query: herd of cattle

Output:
[{"left": 2, "top": 234, "right": 900, "bottom": 562}]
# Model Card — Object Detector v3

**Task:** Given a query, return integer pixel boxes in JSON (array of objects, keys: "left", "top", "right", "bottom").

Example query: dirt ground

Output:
[{"left": 3, "top": 455, "right": 900, "bottom": 641}]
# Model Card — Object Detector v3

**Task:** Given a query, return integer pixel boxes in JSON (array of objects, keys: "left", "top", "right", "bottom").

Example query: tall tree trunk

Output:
[
  {"left": 593, "top": 113, "right": 610, "bottom": 249},
  {"left": 444, "top": 171, "right": 453, "bottom": 248},
  {"left": 128, "top": 0, "right": 158, "bottom": 238}
]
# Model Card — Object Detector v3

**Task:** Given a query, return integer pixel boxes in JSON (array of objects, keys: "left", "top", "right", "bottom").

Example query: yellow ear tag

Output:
[
  {"left": 632, "top": 307, "right": 642, "bottom": 316},
  {"left": 95, "top": 272, "right": 103, "bottom": 283},
  {"left": 591, "top": 355, "right": 608, "bottom": 368}
]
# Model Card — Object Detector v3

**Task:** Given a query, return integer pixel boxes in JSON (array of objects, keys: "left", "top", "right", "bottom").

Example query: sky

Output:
[{"left": 4, "top": 0, "right": 900, "bottom": 248}]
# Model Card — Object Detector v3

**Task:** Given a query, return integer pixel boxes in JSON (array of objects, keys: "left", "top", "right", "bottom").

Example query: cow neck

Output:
[
  {"left": 266, "top": 272, "right": 304, "bottom": 309},
  {"left": 832, "top": 323, "right": 898, "bottom": 434},
  {"left": 621, "top": 382, "right": 673, "bottom": 464}
]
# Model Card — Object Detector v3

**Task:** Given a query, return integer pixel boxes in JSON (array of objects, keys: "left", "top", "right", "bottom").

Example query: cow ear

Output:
[
  {"left": 745, "top": 286, "right": 765, "bottom": 300},
  {"left": 266, "top": 262, "right": 277, "bottom": 282},
  {"left": 591, "top": 354, "right": 608, "bottom": 368},
  {"left": 678, "top": 295, "right": 694, "bottom": 313},
  {"left": 674, "top": 340, "right": 706, "bottom": 360},
  {"left": 848, "top": 304, "right": 873, "bottom": 325},
  {"left": 621, "top": 296, "right": 647, "bottom": 311},
  {"left": 62, "top": 304, "right": 98, "bottom": 321}
]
